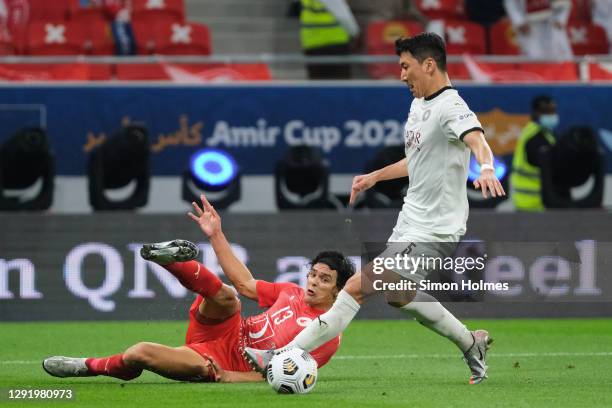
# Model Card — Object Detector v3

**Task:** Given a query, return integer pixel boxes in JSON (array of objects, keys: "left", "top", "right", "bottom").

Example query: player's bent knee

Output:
[
  {"left": 385, "top": 289, "right": 416, "bottom": 308},
  {"left": 123, "top": 342, "right": 158, "bottom": 365}
]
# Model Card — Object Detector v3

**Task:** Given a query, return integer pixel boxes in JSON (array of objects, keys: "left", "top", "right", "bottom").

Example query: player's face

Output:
[
  {"left": 304, "top": 263, "right": 338, "bottom": 308},
  {"left": 399, "top": 52, "right": 430, "bottom": 99}
]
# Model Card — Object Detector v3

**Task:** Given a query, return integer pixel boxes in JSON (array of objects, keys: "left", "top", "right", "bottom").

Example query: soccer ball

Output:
[{"left": 266, "top": 347, "right": 318, "bottom": 394}]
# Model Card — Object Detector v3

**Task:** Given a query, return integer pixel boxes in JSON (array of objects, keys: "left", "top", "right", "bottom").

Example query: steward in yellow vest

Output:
[
  {"left": 511, "top": 95, "right": 558, "bottom": 211},
  {"left": 300, "top": 0, "right": 359, "bottom": 79}
]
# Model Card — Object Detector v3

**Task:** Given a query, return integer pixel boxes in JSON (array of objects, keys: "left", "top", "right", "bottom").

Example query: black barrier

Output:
[{"left": 1, "top": 211, "right": 611, "bottom": 321}]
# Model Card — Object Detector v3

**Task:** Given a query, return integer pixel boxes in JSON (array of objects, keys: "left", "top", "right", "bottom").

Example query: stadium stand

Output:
[
  {"left": 444, "top": 20, "right": 486, "bottom": 54},
  {"left": 489, "top": 18, "right": 521, "bottom": 55},
  {"left": 415, "top": 0, "right": 465, "bottom": 21},
  {"left": 568, "top": 22, "right": 609, "bottom": 55}
]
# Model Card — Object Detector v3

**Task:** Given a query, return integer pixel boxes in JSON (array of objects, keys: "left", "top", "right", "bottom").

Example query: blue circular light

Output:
[
  {"left": 467, "top": 155, "right": 507, "bottom": 182},
  {"left": 190, "top": 149, "right": 238, "bottom": 187}
]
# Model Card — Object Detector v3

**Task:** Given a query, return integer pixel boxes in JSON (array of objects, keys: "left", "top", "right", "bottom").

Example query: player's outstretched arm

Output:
[
  {"left": 349, "top": 158, "right": 408, "bottom": 205},
  {"left": 188, "top": 194, "right": 258, "bottom": 301},
  {"left": 463, "top": 131, "right": 506, "bottom": 199},
  {"left": 209, "top": 359, "right": 265, "bottom": 383}
]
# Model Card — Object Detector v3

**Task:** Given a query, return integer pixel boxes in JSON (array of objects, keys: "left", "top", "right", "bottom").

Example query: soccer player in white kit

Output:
[{"left": 246, "top": 33, "right": 506, "bottom": 384}]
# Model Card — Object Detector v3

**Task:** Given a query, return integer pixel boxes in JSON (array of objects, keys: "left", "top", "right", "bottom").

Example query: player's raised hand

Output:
[
  {"left": 188, "top": 193, "right": 222, "bottom": 238},
  {"left": 349, "top": 174, "right": 377, "bottom": 205},
  {"left": 473, "top": 169, "right": 506, "bottom": 199}
]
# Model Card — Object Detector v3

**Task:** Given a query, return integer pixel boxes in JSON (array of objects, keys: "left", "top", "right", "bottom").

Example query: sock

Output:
[
  {"left": 288, "top": 290, "right": 361, "bottom": 352},
  {"left": 85, "top": 354, "right": 141, "bottom": 381},
  {"left": 163, "top": 261, "right": 222, "bottom": 298},
  {"left": 400, "top": 291, "right": 473, "bottom": 352}
]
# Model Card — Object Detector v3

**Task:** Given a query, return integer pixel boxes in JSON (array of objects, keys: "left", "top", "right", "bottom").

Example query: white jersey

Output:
[{"left": 395, "top": 87, "right": 482, "bottom": 238}]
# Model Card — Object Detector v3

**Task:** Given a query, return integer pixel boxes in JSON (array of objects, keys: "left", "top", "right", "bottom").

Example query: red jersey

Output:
[{"left": 245, "top": 281, "right": 340, "bottom": 368}]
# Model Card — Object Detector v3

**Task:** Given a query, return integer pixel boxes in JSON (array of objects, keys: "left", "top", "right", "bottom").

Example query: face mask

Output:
[{"left": 539, "top": 114, "right": 559, "bottom": 130}]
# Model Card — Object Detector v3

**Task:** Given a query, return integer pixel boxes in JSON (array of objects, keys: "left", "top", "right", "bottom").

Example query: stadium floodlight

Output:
[
  {"left": 363, "top": 146, "right": 409, "bottom": 209},
  {"left": 88, "top": 125, "right": 150, "bottom": 211},
  {"left": 182, "top": 148, "right": 241, "bottom": 210},
  {"left": 0, "top": 128, "right": 55, "bottom": 211},
  {"left": 466, "top": 154, "right": 509, "bottom": 208},
  {"left": 274, "top": 145, "right": 335, "bottom": 210}
]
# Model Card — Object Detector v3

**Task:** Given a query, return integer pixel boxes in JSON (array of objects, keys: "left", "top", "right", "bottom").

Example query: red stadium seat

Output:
[
  {"left": 415, "top": 0, "right": 465, "bottom": 21},
  {"left": 366, "top": 20, "right": 424, "bottom": 53},
  {"left": 569, "top": 0, "right": 591, "bottom": 23},
  {"left": 69, "top": 5, "right": 109, "bottom": 25},
  {"left": 133, "top": 19, "right": 211, "bottom": 55},
  {"left": 25, "top": 21, "right": 85, "bottom": 55},
  {"left": 444, "top": 21, "right": 486, "bottom": 55},
  {"left": 132, "top": 0, "right": 185, "bottom": 25},
  {"left": 132, "top": 17, "right": 158, "bottom": 54},
  {"left": 29, "top": 0, "right": 72, "bottom": 21},
  {"left": 156, "top": 22, "right": 211, "bottom": 55},
  {"left": 0, "top": 28, "right": 15, "bottom": 55},
  {"left": 366, "top": 20, "right": 424, "bottom": 79},
  {"left": 84, "top": 19, "right": 115, "bottom": 55},
  {"left": 489, "top": 19, "right": 521, "bottom": 55},
  {"left": 88, "top": 63, "right": 114, "bottom": 80},
  {"left": 568, "top": 23, "right": 609, "bottom": 55}
]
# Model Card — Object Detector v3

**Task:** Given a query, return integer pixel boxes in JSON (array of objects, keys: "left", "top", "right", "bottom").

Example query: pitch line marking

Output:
[{"left": 2, "top": 352, "right": 612, "bottom": 365}]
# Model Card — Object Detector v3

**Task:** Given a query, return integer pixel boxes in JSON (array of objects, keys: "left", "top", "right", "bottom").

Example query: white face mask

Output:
[{"left": 539, "top": 114, "right": 559, "bottom": 130}]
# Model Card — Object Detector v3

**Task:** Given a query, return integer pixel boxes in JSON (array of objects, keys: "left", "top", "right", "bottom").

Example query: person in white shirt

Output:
[
  {"left": 503, "top": 0, "right": 574, "bottom": 60},
  {"left": 246, "top": 32, "right": 506, "bottom": 385}
]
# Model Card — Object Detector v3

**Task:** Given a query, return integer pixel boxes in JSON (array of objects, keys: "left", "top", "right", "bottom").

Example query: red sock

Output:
[
  {"left": 163, "top": 261, "right": 223, "bottom": 298},
  {"left": 85, "top": 354, "right": 141, "bottom": 381}
]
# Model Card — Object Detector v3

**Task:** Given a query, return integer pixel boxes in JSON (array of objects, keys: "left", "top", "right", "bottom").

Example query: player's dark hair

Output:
[
  {"left": 310, "top": 251, "right": 355, "bottom": 290},
  {"left": 531, "top": 95, "right": 555, "bottom": 113},
  {"left": 395, "top": 32, "right": 447, "bottom": 71}
]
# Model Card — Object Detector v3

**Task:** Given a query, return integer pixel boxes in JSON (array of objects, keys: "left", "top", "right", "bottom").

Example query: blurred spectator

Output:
[
  {"left": 465, "top": 0, "right": 506, "bottom": 27},
  {"left": 503, "top": 0, "right": 573, "bottom": 59},
  {"left": 0, "top": 0, "right": 29, "bottom": 42},
  {"left": 592, "top": 0, "right": 612, "bottom": 52},
  {"left": 80, "top": 0, "right": 135, "bottom": 55},
  {"left": 511, "top": 95, "right": 559, "bottom": 211},
  {"left": 79, "top": 0, "right": 130, "bottom": 22},
  {"left": 300, "top": 0, "right": 360, "bottom": 79}
]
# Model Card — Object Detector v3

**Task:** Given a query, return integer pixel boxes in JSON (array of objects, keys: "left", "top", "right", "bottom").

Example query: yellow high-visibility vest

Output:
[
  {"left": 511, "top": 121, "right": 556, "bottom": 211},
  {"left": 300, "top": 0, "right": 351, "bottom": 50}
]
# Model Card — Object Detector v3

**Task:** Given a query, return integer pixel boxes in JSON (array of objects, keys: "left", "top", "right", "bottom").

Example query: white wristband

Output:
[{"left": 480, "top": 164, "right": 494, "bottom": 173}]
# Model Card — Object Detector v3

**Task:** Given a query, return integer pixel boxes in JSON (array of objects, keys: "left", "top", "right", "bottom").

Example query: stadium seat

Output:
[
  {"left": 25, "top": 21, "right": 85, "bottom": 55},
  {"left": 366, "top": 20, "right": 424, "bottom": 79},
  {"left": 132, "top": 18, "right": 158, "bottom": 54},
  {"left": 569, "top": 0, "right": 591, "bottom": 23},
  {"left": 489, "top": 19, "right": 521, "bottom": 55},
  {"left": 133, "top": 19, "right": 211, "bottom": 55},
  {"left": 568, "top": 23, "right": 609, "bottom": 55},
  {"left": 0, "top": 29, "right": 15, "bottom": 55},
  {"left": 29, "top": 0, "right": 72, "bottom": 21},
  {"left": 84, "top": 19, "right": 115, "bottom": 55},
  {"left": 444, "top": 21, "right": 486, "bottom": 55},
  {"left": 69, "top": 5, "right": 109, "bottom": 26},
  {"left": 132, "top": 0, "right": 185, "bottom": 26},
  {"left": 156, "top": 22, "right": 211, "bottom": 55},
  {"left": 415, "top": 0, "right": 465, "bottom": 21}
]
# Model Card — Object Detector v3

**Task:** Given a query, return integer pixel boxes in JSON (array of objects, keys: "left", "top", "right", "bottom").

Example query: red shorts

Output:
[{"left": 184, "top": 295, "right": 251, "bottom": 372}]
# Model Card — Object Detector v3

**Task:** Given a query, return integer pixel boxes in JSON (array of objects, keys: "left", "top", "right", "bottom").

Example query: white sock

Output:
[
  {"left": 400, "top": 291, "right": 473, "bottom": 352},
  {"left": 288, "top": 290, "right": 360, "bottom": 352}
]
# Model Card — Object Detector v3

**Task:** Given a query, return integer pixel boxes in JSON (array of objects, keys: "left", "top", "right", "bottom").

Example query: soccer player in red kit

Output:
[{"left": 43, "top": 194, "right": 355, "bottom": 383}]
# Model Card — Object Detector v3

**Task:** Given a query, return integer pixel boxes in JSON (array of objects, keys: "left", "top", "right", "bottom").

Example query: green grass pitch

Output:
[{"left": 1, "top": 319, "right": 611, "bottom": 408}]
